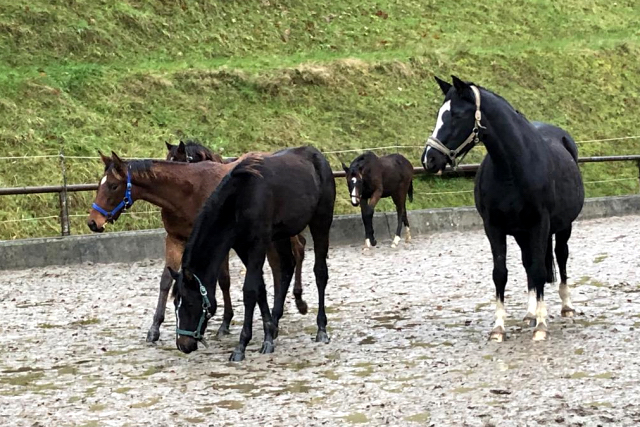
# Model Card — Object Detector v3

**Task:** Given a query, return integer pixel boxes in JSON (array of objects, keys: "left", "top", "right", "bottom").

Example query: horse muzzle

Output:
[
  {"left": 176, "top": 335, "right": 198, "bottom": 354},
  {"left": 87, "top": 218, "right": 105, "bottom": 233}
]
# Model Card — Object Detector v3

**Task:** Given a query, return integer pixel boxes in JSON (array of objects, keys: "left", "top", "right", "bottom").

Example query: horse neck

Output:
[
  {"left": 129, "top": 162, "right": 195, "bottom": 213},
  {"left": 480, "top": 92, "right": 547, "bottom": 181}
]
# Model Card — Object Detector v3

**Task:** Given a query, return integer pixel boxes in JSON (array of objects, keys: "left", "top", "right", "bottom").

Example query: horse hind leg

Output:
[
  {"left": 216, "top": 254, "right": 234, "bottom": 338},
  {"left": 271, "top": 238, "right": 296, "bottom": 339},
  {"left": 555, "top": 227, "right": 575, "bottom": 317},
  {"left": 391, "top": 193, "right": 406, "bottom": 248},
  {"left": 309, "top": 216, "right": 332, "bottom": 344},
  {"left": 403, "top": 210, "right": 411, "bottom": 243},
  {"left": 292, "top": 235, "right": 308, "bottom": 315}
]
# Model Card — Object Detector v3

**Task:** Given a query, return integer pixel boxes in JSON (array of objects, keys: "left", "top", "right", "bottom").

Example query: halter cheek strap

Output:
[
  {"left": 91, "top": 169, "right": 134, "bottom": 221},
  {"left": 175, "top": 274, "right": 211, "bottom": 340},
  {"left": 426, "top": 85, "right": 486, "bottom": 168}
]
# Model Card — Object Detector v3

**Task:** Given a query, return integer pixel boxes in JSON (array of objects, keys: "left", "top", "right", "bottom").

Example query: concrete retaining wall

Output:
[{"left": 1, "top": 195, "right": 639, "bottom": 270}]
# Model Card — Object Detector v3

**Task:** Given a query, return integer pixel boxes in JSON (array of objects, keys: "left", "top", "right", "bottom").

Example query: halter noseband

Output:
[
  {"left": 426, "top": 85, "right": 486, "bottom": 168},
  {"left": 91, "top": 168, "right": 134, "bottom": 221},
  {"left": 175, "top": 274, "right": 211, "bottom": 341}
]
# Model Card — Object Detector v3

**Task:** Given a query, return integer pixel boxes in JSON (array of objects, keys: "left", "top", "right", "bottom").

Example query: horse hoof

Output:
[
  {"left": 561, "top": 308, "right": 575, "bottom": 318},
  {"left": 315, "top": 330, "right": 330, "bottom": 344},
  {"left": 216, "top": 326, "right": 231, "bottom": 339},
  {"left": 296, "top": 299, "right": 309, "bottom": 315},
  {"left": 391, "top": 235, "right": 401, "bottom": 248},
  {"left": 146, "top": 328, "right": 160, "bottom": 343},
  {"left": 489, "top": 328, "right": 505, "bottom": 342},
  {"left": 533, "top": 326, "right": 548, "bottom": 341},
  {"left": 259, "top": 341, "right": 275, "bottom": 354},
  {"left": 229, "top": 350, "right": 245, "bottom": 362}
]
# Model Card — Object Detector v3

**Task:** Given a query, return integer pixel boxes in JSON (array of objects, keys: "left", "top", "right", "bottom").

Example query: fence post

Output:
[
  {"left": 59, "top": 149, "right": 70, "bottom": 236},
  {"left": 637, "top": 161, "right": 640, "bottom": 194}
]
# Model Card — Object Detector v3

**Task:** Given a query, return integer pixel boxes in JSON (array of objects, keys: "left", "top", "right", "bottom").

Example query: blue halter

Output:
[{"left": 91, "top": 169, "right": 134, "bottom": 221}]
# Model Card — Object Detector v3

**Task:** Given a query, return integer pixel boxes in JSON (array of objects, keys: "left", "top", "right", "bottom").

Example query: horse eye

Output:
[{"left": 108, "top": 183, "right": 119, "bottom": 191}]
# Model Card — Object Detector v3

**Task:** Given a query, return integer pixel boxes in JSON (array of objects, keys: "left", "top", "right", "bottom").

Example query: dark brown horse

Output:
[
  {"left": 165, "top": 140, "right": 224, "bottom": 163},
  {"left": 342, "top": 152, "right": 414, "bottom": 248},
  {"left": 172, "top": 146, "right": 335, "bottom": 361},
  {"left": 165, "top": 140, "right": 309, "bottom": 316},
  {"left": 87, "top": 151, "right": 308, "bottom": 343}
]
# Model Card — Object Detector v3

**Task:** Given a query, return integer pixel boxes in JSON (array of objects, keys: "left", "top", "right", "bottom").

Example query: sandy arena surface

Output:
[{"left": 2, "top": 216, "right": 640, "bottom": 426}]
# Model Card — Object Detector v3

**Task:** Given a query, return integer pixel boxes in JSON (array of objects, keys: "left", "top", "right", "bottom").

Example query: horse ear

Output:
[
  {"left": 110, "top": 151, "right": 125, "bottom": 174},
  {"left": 434, "top": 76, "right": 452, "bottom": 96},
  {"left": 451, "top": 75, "right": 469, "bottom": 93},
  {"left": 177, "top": 141, "right": 186, "bottom": 154},
  {"left": 165, "top": 141, "right": 175, "bottom": 152},
  {"left": 341, "top": 162, "right": 349, "bottom": 173},
  {"left": 99, "top": 151, "right": 112, "bottom": 167},
  {"left": 167, "top": 267, "right": 180, "bottom": 281}
]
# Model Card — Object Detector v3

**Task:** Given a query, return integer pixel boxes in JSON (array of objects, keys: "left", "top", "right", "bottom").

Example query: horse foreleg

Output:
[
  {"left": 361, "top": 192, "right": 381, "bottom": 248},
  {"left": 486, "top": 226, "right": 508, "bottom": 342},
  {"left": 216, "top": 254, "right": 233, "bottom": 338},
  {"left": 230, "top": 244, "right": 273, "bottom": 361},
  {"left": 146, "top": 236, "right": 184, "bottom": 342},
  {"left": 291, "top": 235, "right": 308, "bottom": 314},
  {"left": 309, "top": 218, "right": 331, "bottom": 344},
  {"left": 555, "top": 227, "right": 575, "bottom": 317}
]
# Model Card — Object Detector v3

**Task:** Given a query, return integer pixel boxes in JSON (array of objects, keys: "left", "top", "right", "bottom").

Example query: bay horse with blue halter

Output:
[
  {"left": 87, "top": 150, "right": 310, "bottom": 343},
  {"left": 422, "top": 76, "right": 584, "bottom": 342},
  {"left": 172, "top": 146, "right": 335, "bottom": 361}
]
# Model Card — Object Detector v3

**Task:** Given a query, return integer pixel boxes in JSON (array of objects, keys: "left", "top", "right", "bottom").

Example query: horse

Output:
[
  {"left": 165, "top": 139, "right": 224, "bottom": 163},
  {"left": 421, "top": 75, "right": 584, "bottom": 342},
  {"left": 341, "top": 152, "right": 414, "bottom": 248},
  {"left": 165, "top": 140, "right": 310, "bottom": 316},
  {"left": 87, "top": 151, "right": 309, "bottom": 343},
  {"left": 171, "top": 146, "right": 335, "bottom": 361}
]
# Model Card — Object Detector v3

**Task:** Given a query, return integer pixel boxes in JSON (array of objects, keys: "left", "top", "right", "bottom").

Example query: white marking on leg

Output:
[
  {"left": 559, "top": 282, "right": 574, "bottom": 312},
  {"left": 526, "top": 290, "right": 537, "bottom": 318},
  {"left": 405, "top": 226, "right": 411, "bottom": 242},
  {"left": 533, "top": 299, "right": 548, "bottom": 341},
  {"left": 365, "top": 238, "right": 371, "bottom": 248},
  {"left": 391, "top": 235, "right": 401, "bottom": 248},
  {"left": 493, "top": 299, "right": 506, "bottom": 331},
  {"left": 100, "top": 175, "right": 107, "bottom": 186},
  {"left": 431, "top": 100, "right": 451, "bottom": 139}
]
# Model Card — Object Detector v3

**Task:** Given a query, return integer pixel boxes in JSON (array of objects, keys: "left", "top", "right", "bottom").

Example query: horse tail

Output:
[
  {"left": 408, "top": 180, "right": 414, "bottom": 203},
  {"left": 561, "top": 136, "right": 579, "bottom": 163}
]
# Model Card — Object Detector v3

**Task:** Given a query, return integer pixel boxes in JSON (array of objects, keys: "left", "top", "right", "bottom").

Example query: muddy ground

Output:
[{"left": 2, "top": 216, "right": 640, "bottom": 426}]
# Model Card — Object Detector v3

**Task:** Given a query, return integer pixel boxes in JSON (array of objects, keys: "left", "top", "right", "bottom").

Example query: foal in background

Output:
[{"left": 342, "top": 152, "right": 413, "bottom": 248}]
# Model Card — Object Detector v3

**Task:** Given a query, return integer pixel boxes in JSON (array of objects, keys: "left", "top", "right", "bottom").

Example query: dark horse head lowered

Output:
[
  {"left": 173, "top": 147, "right": 336, "bottom": 361},
  {"left": 421, "top": 75, "right": 584, "bottom": 343}
]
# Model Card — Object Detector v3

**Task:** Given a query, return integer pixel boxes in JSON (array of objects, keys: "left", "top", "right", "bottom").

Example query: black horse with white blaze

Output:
[{"left": 422, "top": 76, "right": 584, "bottom": 342}]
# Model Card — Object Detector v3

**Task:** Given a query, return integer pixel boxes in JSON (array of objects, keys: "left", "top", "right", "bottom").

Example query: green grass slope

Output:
[{"left": 1, "top": 0, "right": 639, "bottom": 239}]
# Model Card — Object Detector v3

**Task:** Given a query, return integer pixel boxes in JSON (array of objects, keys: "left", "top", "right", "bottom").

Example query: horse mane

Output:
[
  {"left": 179, "top": 139, "right": 223, "bottom": 163},
  {"left": 181, "top": 154, "right": 265, "bottom": 270},
  {"left": 474, "top": 84, "right": 527, "bottom": 119},
  {"left": 350, "top": 151, "right": 378, "bottom": 169}
]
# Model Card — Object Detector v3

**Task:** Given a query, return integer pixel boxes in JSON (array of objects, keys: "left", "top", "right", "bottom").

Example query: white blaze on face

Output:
[
  {"left": 350, "top": 177, "right": 358, "bottom": 205},
  {"left": 176, "top": 297, "right": 183, "bottom": 329},
  {"left": 100, "top": 175, "right": 107, "bottom": 187},
  {"left": 431, "top": 100, "right": 451, "bottom": 139}
]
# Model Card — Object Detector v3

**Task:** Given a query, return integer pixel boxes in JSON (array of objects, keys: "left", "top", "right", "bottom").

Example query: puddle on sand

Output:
[
  {"left": 215, "top": 400, "right": 244, "bottom": 410},
  {"left": 404, "top": 412, "right": 431, "bottom": 423},
  {"left": 343, "top": 413, "right": 368, "bottom": 424}
]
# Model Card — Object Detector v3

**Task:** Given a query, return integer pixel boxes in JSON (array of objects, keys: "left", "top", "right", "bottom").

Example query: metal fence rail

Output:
[{"left": 2, "top": 155, "right": 640, "bottom": 236}]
